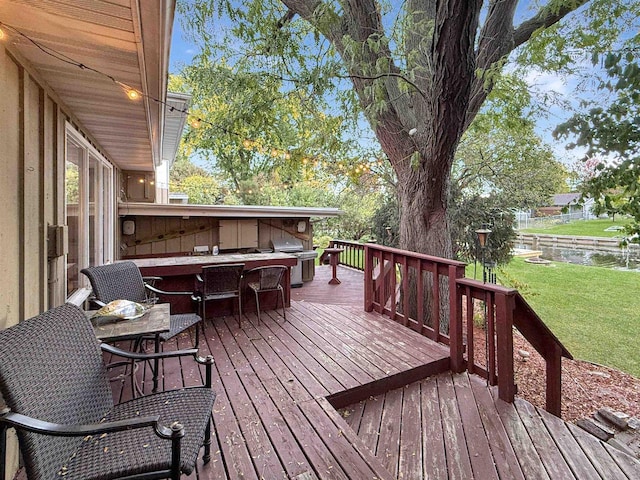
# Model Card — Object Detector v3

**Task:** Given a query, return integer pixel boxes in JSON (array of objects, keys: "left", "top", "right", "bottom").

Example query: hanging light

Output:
[
  {"left": 190, "top": 117, "right": 201, "bottom": 129},
  {"left": 0, "top": 27, "right": 5, "bottom": 40},
  {"left": 126, "top": 89, "right": 140, "bottom": 100}
]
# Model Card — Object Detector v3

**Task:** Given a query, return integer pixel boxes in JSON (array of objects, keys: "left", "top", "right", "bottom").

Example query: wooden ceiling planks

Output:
[{"left": 0, "top": 0, "right": 168, "bottom": 170}]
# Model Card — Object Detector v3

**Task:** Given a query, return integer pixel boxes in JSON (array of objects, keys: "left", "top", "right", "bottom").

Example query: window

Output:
[{"left": 65, "top": 125, "right": 114, "bottom": 297}]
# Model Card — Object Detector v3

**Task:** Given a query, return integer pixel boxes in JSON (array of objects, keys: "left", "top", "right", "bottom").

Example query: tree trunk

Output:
[{"left": 281, "top": 0, "right": 588, "bottom": 328}]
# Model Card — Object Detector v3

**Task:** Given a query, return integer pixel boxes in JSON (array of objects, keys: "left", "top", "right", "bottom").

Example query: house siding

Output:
[
  {"left": 0, "top": 47, "right": 67, "bottom": 330},
  {"left": 0, "top": 43, "right": 115, "bottom": 479}
]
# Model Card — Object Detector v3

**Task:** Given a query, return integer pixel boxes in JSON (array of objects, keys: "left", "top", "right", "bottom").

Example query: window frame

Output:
[{"left": 65, "top": 124, "right": 114, "bottom": 298}]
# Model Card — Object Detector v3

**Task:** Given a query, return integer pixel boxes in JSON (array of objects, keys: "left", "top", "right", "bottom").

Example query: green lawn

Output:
[
  {"left": 486, "top": 258, "right": 640, "bottom": 377},
  {"left": 521, "top": 218, "right": 633, "bottom": 237}
]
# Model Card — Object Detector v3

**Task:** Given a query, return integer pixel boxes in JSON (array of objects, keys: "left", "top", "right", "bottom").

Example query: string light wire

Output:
[{"left": 0, "top": 20, "right": 381, "bottom": 177}]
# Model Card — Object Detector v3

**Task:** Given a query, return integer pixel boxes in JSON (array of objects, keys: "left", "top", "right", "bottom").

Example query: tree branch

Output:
[
  {"left": 513, "top": 0, "right": 589, "bottom": 49},
  {"left": 465, "top": 0, "right": 588, "bottom": 130},
  {"left": 335, "top": 72, "right": 427, "bottom": 99},
  {"left": 276, "top": 9, "right": 297, "bottom": 30}
]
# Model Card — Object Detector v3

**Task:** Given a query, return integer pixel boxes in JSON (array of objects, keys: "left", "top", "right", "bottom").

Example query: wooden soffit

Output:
[{"left": 0, "top": 0, "right": 175, "bottom": 171}]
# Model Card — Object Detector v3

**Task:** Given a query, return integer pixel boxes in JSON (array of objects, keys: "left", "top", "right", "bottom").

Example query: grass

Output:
[
  {"left": 520, "top": 218, "right": 633, "bottom": 237},
  {"left": 488, "top": 258, "right": 640, "bottom": 378}
]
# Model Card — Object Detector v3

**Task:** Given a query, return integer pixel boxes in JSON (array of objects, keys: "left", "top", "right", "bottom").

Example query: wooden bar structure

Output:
[{"left": 127, "top": 252, "right": 298, "bottom": 315}]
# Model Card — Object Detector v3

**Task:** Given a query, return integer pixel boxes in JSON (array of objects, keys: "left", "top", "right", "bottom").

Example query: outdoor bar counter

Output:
[{"left": 127, "top": 252, "right": 298, "bottom": 315}]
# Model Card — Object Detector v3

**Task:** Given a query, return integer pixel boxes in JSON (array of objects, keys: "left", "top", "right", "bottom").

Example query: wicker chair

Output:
[
  {"left": 81, "top": 262, "right": 202, "bottom": 348},
  {"left": 0, "top": 303, "right": 215, "bottom": 480},
  {"left": 246, "top": 265, "right": 288, "bottom": 323},
  {"left": 194, "top": 264, "right": 245, "bottom": 326}
]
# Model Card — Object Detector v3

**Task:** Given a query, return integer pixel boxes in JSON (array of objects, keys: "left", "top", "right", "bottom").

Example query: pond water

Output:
[{"left": 537, "top": 246, "right": 640, "bottom": 271}]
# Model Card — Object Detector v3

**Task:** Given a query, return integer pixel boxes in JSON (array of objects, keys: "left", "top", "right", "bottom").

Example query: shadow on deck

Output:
[{"left": 100, "top": 265, "right": 639, "bottom": 480}]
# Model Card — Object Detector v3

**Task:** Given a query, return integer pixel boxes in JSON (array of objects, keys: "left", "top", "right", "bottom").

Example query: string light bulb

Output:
[
  {"left": 126, "top": 89, "right": 140, "bottom": 100},
  {"left": 0, "top": 22, "right": 389, "bottom": 182}
]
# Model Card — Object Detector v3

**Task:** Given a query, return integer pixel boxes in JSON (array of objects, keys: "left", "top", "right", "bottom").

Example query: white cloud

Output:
[{"left": 524, "top": 68, "right": 567, "bottom": 95}]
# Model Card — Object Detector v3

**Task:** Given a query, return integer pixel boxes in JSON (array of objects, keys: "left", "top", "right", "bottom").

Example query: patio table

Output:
[{"left": 86, "top": 303, "right": 170, "bottom": 393}]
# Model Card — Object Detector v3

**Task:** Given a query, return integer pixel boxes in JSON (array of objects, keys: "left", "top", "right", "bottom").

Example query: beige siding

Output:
[
  {"left": 0, "top": 50, "right": 23, "bottom": 331},
  {"left": 0, "top": 45, "right": 99, "bottom": 479},
  {"left": 23, "top": 75, "right": 44, "bottom": 317}
]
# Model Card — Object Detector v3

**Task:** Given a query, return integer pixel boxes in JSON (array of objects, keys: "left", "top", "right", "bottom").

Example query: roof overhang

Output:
[
  {"left": 119, "top": 202, "right": 344, "bottom": 218},
  {"left": 162, "top": 92, "right": 190, "bottom": 168},
  {"left": 0, "top": 0, "right": 175, "bottom": 171}
]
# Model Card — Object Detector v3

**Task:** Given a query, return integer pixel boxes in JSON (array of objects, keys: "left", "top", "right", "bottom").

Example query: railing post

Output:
[
  {"left": 449, "top": 265, "right": 464, "bottom": 373},
  {"left": 364, "top": 244, "right": 374, "bottom": 312},
  {"left": 495, "top": 292, "right": 516, "bottom": 403},
  {"left": 546, "top": 343, "right": 563, "bottom": 417}
]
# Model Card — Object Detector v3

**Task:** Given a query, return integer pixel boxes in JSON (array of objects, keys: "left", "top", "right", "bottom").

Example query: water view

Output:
[{"left": 538, "top": 246, "right": 640, "bottom": 271}]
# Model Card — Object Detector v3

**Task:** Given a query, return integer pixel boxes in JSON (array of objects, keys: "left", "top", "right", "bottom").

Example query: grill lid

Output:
[{"left": 271, "top": 237, "right": 304, "bottom": 252}]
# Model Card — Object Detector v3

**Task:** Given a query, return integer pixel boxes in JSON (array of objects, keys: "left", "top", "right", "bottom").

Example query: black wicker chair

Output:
[
  {"left": 245, "top": 265, "right": 288, "bottom": 323},
  {"left": 0, "top": 303, "right": 215, "bottom": 480},
  {"left": 194, "top": 263, "right": 245, "bottom": 326},
  {"left": 81, "top": 262, "right": 202, "bottom": 348}
]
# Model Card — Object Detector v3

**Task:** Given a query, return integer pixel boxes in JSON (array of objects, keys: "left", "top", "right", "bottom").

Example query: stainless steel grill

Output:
[{"left": 270, "top": 238, "right": 317, "bottom": 287}]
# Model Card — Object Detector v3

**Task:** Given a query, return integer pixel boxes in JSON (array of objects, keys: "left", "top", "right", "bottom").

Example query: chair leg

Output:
[
  {"left": 203, "top": 414, "right": 212, "bottom": 463},
  {"left": 279, "top": 286, "right": 286, "bottom": 322},
  {"left": 238, "top": 291, "right": 242, "bottom": 327},
  {"left": 202, "top": 299, "right": 207, "bottom": 323},
  {"left": 254, "top": 290, "right": 261, "bottom": 324},
  {"left": 195, "top": 320, "right": 200, "bottom": 349}
]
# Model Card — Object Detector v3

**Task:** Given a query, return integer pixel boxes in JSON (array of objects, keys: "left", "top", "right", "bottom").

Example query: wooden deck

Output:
[{"left": 100, "top": 266, "right": 640, "bottom": 479}]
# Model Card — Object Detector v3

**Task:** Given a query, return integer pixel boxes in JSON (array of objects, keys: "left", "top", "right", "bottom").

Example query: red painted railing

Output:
[
  {"left": 362, "top": 243, "right": 571, "bottom": 416},
  {"left": 363, "top": 244, "right": 466, "bottom": 346},
  {"left": 326, "top": 240, "right": 365, "bottom": 271}
]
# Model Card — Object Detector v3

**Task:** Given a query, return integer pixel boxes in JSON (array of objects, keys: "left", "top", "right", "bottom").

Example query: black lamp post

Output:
[{"left": 475, "top": 224, "right": 492, "bottom": 283}]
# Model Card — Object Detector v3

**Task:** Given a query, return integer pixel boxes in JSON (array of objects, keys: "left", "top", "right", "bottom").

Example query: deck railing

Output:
[
  {"left": 363, "top": 244, "right": 466, "bottom": 345},
  {"left": 327, "top": 240, "right": 365, "bottom": 271},
  {"left": 362, "top": 243, "right": 571, "bottom": 416}
]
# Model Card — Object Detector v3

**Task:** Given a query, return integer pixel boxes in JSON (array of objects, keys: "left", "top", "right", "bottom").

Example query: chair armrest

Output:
[
  {"left": 0, "top": 408, "right": 166, "bottom": 438},
  {"left": 142, "top": 276, "right": 163, "bottom": 283},
  {"left": 87, "top": 297, "right": 106, "bottom": 308},
  {"left": 144, "top": 284, "right": 194, "bottom": 296},
  {"left": 197, "top": 355, "right": 215, "bottom": 388},
  {"left": 101, "top": 343, "right": 198, "bottom": 361}
]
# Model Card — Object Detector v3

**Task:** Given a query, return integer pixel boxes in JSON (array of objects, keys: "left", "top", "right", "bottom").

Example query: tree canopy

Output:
[
  {"left": 177, "top": 0, "right": 634, "bottom": 261},
  {"left": 555, "top": 33, "right": 640, "bottom": 235}
]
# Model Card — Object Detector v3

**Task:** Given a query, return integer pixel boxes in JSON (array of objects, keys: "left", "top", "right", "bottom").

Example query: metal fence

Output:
[{"left": 516, "top": 211, "right": 588, "bottom": 230}]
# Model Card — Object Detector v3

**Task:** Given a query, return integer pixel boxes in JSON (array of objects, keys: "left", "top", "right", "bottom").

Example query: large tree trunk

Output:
[
  {"left": 280, "top": 0, "right": 587, "bottom": 255},
  {"left": 281, "top": 0, "right": 589, "bottom": 325}
]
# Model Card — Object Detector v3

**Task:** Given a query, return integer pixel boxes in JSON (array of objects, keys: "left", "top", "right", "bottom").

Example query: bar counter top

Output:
[
  {"left": 124, "top": 253, "right": 299, "bottom": 314},
  {"left": 129, "top": 252, "right": 297, "bottom": 269}
]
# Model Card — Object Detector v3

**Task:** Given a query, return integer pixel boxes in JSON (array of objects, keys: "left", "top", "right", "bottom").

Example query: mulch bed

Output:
[{"left": 473, "top": 327, "right": 640, "bottom": 422}]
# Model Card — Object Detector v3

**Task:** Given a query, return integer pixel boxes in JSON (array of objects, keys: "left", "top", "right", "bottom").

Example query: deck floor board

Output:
[{"left": 96, "top": 265, "right": 640, "bottom": 480}]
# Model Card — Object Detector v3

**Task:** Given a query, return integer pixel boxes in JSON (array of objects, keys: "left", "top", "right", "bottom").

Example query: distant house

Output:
[{"left": 536, "top": 193, "right": 596, "bottom": 218}]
